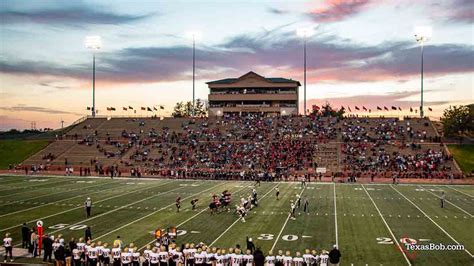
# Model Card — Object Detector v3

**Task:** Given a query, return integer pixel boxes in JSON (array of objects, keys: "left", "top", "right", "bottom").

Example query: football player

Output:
[
  {"left": 265, "top": 250, "right": 275, "bottom": 266},
  {"left": 102, "top": 243, "right": 111, "bottom": 266},
  {"left": 111, "top": 243, "right": 121, "bottom": 266},
  {"left": 293, "top": 252, "right": 304, "bottom": 266},
  {"left": 319, "top": 250, "right": 329, "bottom": 266}
]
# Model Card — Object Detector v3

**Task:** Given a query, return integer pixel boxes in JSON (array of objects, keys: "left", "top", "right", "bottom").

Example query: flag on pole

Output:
[
  {"left": 123, "top": 107, "right": 127, "bottom": 111},
  {"left": 384, "top": 106, "right": 389, "bottom": 111},
  {"left": 362, "top": 106, "right": 367, "bottom": 111},
  {"left": 377, "top": 106, "right": 382, "bottom": 111},
  {"left": 141, "top": 107, "right": 146, "bottom": 111},
  {"left": 129, "top": 106, "right": 133, "bottom": 110},
  {"left": 106, "top": 107, "right": 111, "bottom": 111},
  {"left": 153, "top": 107, "right": 158, "bottom": 111},
  {"left": 147, "top": 107, "right": 152, "bottom": 112},
  {"left": 355, "top": 106, "right": 360, "bottom": 110},
  {"left": 160, "top": 105, "right": 164, "bottom": 110},
  {"left": 398, "top": 107, "right": 402, "bottom": 111},
  {"left": 428, "top": 107, "right": 433, "bottom": 111},
  {"left": 348, "top": 106, "right": 352, "bottom": 112},
  {"left": 391, "top": 106, "right": 397, "bottom": 110},
  {"left": 111, "top": 107, "right": 116, "bottom": 111}
]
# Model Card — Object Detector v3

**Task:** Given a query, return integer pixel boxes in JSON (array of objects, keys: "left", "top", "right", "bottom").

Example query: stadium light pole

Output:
[
  {"left": 414, "top": 26, "right": 432, "bottom": 118},
  {"left": 186, "top": 31, "right": 202, "bottom": 117},
  {"left": 296, "top": 27, "right": 315, "bottom": 116},
  {"left": 85, "top": 36, "right": 102, "bottom": 118}
]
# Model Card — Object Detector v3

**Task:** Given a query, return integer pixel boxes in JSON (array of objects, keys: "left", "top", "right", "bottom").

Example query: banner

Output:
[{"left": 37, "top": 220, "right": 43, "bottom": 255}]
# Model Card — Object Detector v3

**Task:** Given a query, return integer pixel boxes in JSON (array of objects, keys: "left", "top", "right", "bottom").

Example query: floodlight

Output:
[
  {"left": 414, "top": 26, "right": 432, "bottom": 43},
  {"left": 85, "top": 36, "right": 102, "bottom": 50}
]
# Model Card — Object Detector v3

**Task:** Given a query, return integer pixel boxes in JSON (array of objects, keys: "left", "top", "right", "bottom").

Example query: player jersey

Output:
[
  {"left": 275, "top": 255, "right": 283, "bottom": 264},
  {"left": 188, "top": 248, "right": 197, "bottom": 259},
  {"left": 102, "top": 248, "right": 110, "bottom": 258},
  {"left": 173, "top": 251, "right": 183, "bottom": 263},
  {"left": 231, "top": 254, "right": 243, "bottom": 266},
  {"left": 88, "top": 247, "right": 98, "bottom": 259},
  {"left": 52, "top": 242, "right": 60, "bottom": 251},
  {"left": 77, "top": 242, "right": 86, "bottom": 253},
  {"left": 158, "top": 251, "right": 169, "bottom": 262},
  {"left": 96, "top": 246, "right": 104, "bottom": 256},
  {"left": 283, "top": 255, "right": 293, "bottom": 266},
  {"left": 265, "top": 255, "right": 275, "bottom": 266},
  {"left": 302, "top": 254, "right": 313, "bottom": 265},
  {"left": 205, "top": 252, "right": 214, "bottom": 264},
  {"left": 243, "top": 254, "right": 253, "bottom": 266},
  {"left": 150, "top": 252, "right": 160, "bottom": 265},
  {"left": 319, "top": 254, "right": 329, "bottom": 266},
  {"left": 72, "top": 249, "right": 81, "bottom": 260},
  {"left": 112, "top": 248, "right": 121, "bottom": 259},
  {"left": 121, "top": 252, "right": 132, "bottom": 264},
  {"left": 144, "top": 249, "right": 152, "bottom": 261},
  {"left": 293, "top": 257, "right": 304, "bottom": 266},
  {"left": 215, "top": 254, "right": 224, "bottom": 266},
  {"left": 3, "top": 237, "right": 12, "bottom": 247},
  {"left": 195, "top": 252, "right": 206, "bottom": 264}
]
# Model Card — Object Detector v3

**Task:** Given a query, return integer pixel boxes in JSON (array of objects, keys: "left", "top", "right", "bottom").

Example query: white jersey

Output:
[
  {"left": 96, "top": 246, "right": 104, "bottom": 256},
  {"left": 195, "top": 252, "right": 206, "bottom": 264},
  {"left": 275, "top": 255, "right": 283, "bottom": 264},
  {"left": 112, "top": 248, "right": 121, "bottom": 259},
  {"left": 215, "top": 254, "right": 225, "bottom": 266},
  {"left": 3, "top": 237, "right": 12, "bottom": 247},
  {"left": 102, "top": 248, "right": 110, "bottom": 258},
  {"left": 265, "top": 255, "right": 275, "bottom": 266},
  {"left": 52, "top": 242, "right": 60, "bottom": 251},
  {"left": 293, "top": 257, "right": 304, "bottom": 266},
  {"left": 231, "top": 254, "right": 243, "bottom": 266},
  {"left": 319, "top": 254, "right": 329, "bottom": 266},
  {"left": 88, "top": 247, "right": 98, "bottom": 259},
  {"left": 77, "top": 242, "right": 86, "bottom": 253},
  {"left": 283, "top": 255, "right": 293, "bottom": 266},
  {"left": 188, "top": 248, "right": 197, "bottom": 259},
  {"left": 121, "top": 252, "right": 132, "bottom": 264},
  {"left": 243, "top": 254, "right": 253, "bottom": 266},
  {"left": 302, "top": 254, "right": 314, "bottom": 265},
  {"left": 205, "top": 252, "right": 214, "bottom": 264},
  {"left": 72, "top": 249, "right": 81, "bottom": 260},
  {"left": 173, "top": 251, "right": 183, "bottom": 263},
  {"left": 150, "top": 252, "right": 160, "bottom": 264},
  {"left": 143, "top": 249, "right": 152, "bottom": 261},
  {"left": 158, "top": 251, "right": 169, "bottom": 262}
]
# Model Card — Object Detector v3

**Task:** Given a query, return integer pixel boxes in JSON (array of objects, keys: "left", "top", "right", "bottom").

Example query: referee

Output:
[
  {"left": 85, "top": 197, "right": 92, "bottom": 218},
  {"left": 440, "top": 191, "right": 445, "bottom": 208}
]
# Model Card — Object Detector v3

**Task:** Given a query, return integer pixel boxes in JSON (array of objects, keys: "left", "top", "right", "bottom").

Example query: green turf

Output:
[
  {"left": 0, "top": 139, "right": 50, "bottom": 169},
  {"left": 447, "top": 144, "right": 474, "bottom": 174},
  {"left": 0, "top": 175, "right": 473, "bottom": 265}
]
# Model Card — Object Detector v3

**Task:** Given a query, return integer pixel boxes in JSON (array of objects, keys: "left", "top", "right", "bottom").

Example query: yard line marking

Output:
[
  {"left": 269, "top": 186, "right": 306, "bottom": 253},
  {"left": 3, "top": 180, "right": 174, "bottom": 234},
  {"left": 445, "top": 186, "right": 474, "bottom": 199},
  {"left": 420, "top": 186, "right": 473, "bottom": 217},
  {"left": 0, "top": 182, "right": 110, "bottom": 207},
  {"left": 0, "top": 181, "right": 121, "bottom": 218},
  {"left": 96, "top": 182, "right": 228, "bottom": 242},
  {"left": 21, "top": 183, "right": 186, "bottom": 242},
  {"left": 391, "top": 185, "right": 474, "bottom": 258},
  {"left": 0, "top": 180, "right": 88, "bottom": 202},
  {"left": 362, "top": 185, "right": 411, "bottom": 265},
  {"left": 333, "top": 183, "right": 339, "bottom": 247},
  {"left": 210, "top": 184, "right": 278, "bottom": 247}
]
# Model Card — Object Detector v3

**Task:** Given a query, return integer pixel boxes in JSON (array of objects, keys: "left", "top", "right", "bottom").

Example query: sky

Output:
[{"left": 0, "top": 0, "right": 473, "bottom": 130}]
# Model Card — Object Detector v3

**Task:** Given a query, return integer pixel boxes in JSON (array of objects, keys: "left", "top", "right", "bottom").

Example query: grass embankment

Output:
[
  {"left": 447, "top": 144, "right": 474, "bottom": 174},
  {"left": 0, "top": 139, "right": 49, "bottom": 169}
]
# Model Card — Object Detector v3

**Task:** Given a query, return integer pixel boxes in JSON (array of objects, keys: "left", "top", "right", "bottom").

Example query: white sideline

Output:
[
  {"left": 0, "top": 181, "right": 117, "bottom": 217},
  {"left": 3, "top": 180, "right": 174, "bottom": 234},
  {"left": 362, "top": 185, "right": 411, "bottom": 266},
  {"left": 210, "top": 184, "right": 278, "bottom": 247},
  {"left": 94, "top": 182, "right": 227, "bottom": 241},
  {"left": 445, "top": 186, "right": 474, "bottom": 198},
  {"left": 420, "top": 186, "right": 473, "bottom": 217},
  {"left": 269, "top": 186, "right": 306, "bottom": 253},
  {"left": 391, "top": 185, "right": 473, "bottom": 258},
  {"left": 138, "top": 182, "right": 252, "bottom": 251},
  {"left": 333, "top": 183, "right": 339, "bottom": 247}
]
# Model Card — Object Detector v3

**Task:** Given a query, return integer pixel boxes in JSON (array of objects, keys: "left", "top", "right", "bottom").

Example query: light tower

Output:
[
  {"left": 414, "top": 26, "right": 432, "bottom": 118},
  {"left": 296, "top": 27, "right": 315, "bottom": 116},
  {"left": 186, "top": 31, "right": 202, "bottom": 116},
  {"left": 85, "top": 36, "right": 102, "bottom": 117}
]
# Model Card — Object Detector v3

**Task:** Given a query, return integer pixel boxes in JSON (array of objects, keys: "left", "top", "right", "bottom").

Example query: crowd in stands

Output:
[{"left": 16, "top": 115, "right": 463, "bottom": 180}]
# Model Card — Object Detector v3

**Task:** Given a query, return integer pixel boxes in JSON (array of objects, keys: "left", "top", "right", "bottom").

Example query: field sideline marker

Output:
[
  {"left": 4, "top": 180, "right": 174, "bottom": 235},
  {"left": 420, "top": 186, "right": 473, "bottom": 217},
  {"left": 391, "top": 185, "right": 473, "bottom": 258},
  {"left": 94, "top": 182, "right": 229, "bottom": 241},
  {"left": 269, "top": 186, "right": 306, "bottom": 253},
  {"left": 209, "top": 184, "right": 278, "bottom": 247},
  {"left": 362, "top": 185, "right": 411, "bottom": 265}
]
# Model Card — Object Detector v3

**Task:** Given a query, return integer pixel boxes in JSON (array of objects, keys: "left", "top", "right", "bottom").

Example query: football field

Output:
[{"left": 0, "top": 175, "right": 473, "bottom": 265}]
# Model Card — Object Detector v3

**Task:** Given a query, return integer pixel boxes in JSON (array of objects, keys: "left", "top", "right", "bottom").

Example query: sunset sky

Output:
[{"left": 0, "top": 0, "right": 473, "bottom": 130}]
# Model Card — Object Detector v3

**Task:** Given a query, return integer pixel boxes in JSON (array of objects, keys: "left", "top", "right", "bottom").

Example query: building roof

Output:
[{"left": 206, "top": 71, "right": 301, "bottom": 86}]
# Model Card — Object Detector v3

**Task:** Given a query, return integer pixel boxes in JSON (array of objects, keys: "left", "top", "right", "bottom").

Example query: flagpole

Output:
[
  {"left": 420, "top": 43, "right": 424, "bottom": 118},
  {"left": 92, "top": 52, "right": 96, "bottom": 117},
  {"left": 192, "top": 34, "right": 195, "bottom": 117}
]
